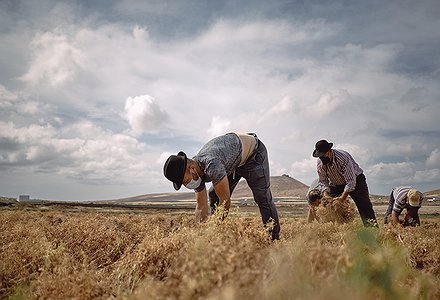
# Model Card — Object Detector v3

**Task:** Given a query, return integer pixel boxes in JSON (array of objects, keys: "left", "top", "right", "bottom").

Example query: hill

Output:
[
  {"left": 425, "top": 189, "right": 440, "bottom": 198},
  {"left": 109, "top": 175, "right": 309, "bottom": 203},
  {"left": 232, "top": 174, "right": 309, "bottom": 198}
]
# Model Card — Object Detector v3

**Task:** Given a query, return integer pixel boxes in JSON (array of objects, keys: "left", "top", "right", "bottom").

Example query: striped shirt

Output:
[
  {"left": 317, "top": 149, "right": 363, "bottom": 193},
  {"left": 392, "top": 186, "right": 420, "bottom": 214}
]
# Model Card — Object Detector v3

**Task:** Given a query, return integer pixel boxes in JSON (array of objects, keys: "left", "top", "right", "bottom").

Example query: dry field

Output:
[{"left": 1, "top": 207, "right": 440, "bottom": 300}]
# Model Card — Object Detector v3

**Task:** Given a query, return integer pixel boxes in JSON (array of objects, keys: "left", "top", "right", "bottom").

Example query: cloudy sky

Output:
[{"left": 1, "top": 0, "right": 439, "bottom": 200}]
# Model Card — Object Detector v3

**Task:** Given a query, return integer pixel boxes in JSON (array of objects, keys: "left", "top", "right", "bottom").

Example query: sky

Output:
[{"left": 0, "top": 0, "right": 439, "bottom": 200}]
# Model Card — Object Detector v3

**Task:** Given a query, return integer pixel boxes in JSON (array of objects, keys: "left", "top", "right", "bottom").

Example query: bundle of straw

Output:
[{"left": 315, "top": 196, "right": 356, "bottom": 224}]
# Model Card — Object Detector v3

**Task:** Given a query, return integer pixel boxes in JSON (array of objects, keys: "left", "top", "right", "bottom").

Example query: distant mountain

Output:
[
  {"left": 231, "top": 174, "right": 309, "bottom": 198},
  {"left": 104, "top": 175, "right": 309, "bottom": 203}
]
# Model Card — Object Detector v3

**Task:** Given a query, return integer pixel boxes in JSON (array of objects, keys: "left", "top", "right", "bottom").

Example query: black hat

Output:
[
  {"left": 312, "top": 140, "right": 333, "bottom": 157},
  {"left": 163, "top": 151, "right": 187, "bottom": 190}
]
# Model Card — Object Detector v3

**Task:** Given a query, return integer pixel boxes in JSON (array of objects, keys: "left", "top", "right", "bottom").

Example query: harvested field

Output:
[{"left": 1, "top": 207, "right": 440, "bottom": 299}]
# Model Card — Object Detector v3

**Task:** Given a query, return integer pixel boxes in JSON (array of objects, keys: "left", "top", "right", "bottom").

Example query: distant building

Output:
[{"left": 18, "top": 195, "right": 30, "bottom": 202}]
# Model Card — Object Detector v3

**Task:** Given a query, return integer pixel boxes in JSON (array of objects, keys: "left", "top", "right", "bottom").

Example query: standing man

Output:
[
  {"left": 163, "top": 132, "right": 280, "bottom": 240},
  {"left": 312, "top": 139, "right": 377, "bottom": 227},
  {"left": 383, "top": 186, "right": 423, "bottom": 227}
]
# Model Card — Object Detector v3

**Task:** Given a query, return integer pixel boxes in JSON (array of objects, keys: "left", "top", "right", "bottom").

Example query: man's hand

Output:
[
  {"left": 195, "top": 189, "right": 208, "bottom": 223},
  {"left": 391, "top": 211, "right": 402, "bottom": 227},
  {"left": 321, "top": 195, "right": 333, "bottom": 206},
  {"left": 339, "top": 191, "right": 350, "bottom": 202}
]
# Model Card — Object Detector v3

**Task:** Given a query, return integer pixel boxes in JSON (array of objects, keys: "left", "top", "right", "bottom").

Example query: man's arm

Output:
[
  {"left": 338, "top": 190, "right": 350, "bottom": 202},
  {"left": 213, "top": 176, "right": 231, "bottom": 213},
  {"left": 307, "top": 207, "right": 317, "bottom": 223},
  {"left": 317, "top": 164, "right": 330, "bottom": 195},
  {"left": 340, "top": 158, "right": 357, "bottom": 198},
  {"left": 195, "top": 188, "right": 209, "bottom": 223},
  {"left": 391, "top": 210, "right": 401, "bottom": 226}
]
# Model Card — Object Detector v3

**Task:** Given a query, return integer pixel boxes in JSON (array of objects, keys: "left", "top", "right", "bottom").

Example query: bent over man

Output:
[
  {"left": 383, "top": 186, "right": 423, "bottom": 227},
  {"left": 312, "top": 139, "right": 378, "bottom": 227},
  {"left": 163, "top": 132, "right": 280, "bottom": 240}
]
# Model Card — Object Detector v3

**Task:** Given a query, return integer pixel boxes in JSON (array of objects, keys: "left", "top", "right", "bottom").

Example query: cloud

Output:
[
  {"left": 306, "top": 91, "right": 344, "bottom": 118},
  {"left": 0, "top": 120, "right": 159, "bottom": 186},
  {"left": 207, "top": 116, "right": 232, "bottom": 138},
  {"left": 412, "top": 168, "right": 440, "bottom": 184},
  {"left": 132, "top": 24, "right": 150, "bottom": 41},
  {"left": 335, "top": 143, "right": 372, "bottom": 166},
  {"left": 20, "top": 31, "right": 84, "bottom": 87},
  {"left": 366, "top": 162, "right": 415, "bottom": 185},
  {"left": 290, "top": 158, "right": 317, "bottom": 181},
  {"left": 124, "top": 95, "right": 169, "bottom": 135},
  {"left": 1, "top": 1, "right": 439, "bottom": 198},
  {"left": 0, "top": 85, "right": 17, "bottom": 104},
  {"left": 267, "top": 96, "right": 294, "bottom": 116},
  {"left": 426, "top": 149, "right": 440, "bottom": 168}
]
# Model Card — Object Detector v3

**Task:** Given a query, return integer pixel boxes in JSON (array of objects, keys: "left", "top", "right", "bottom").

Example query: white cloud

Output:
[
  {"left": 124, "top": 95, "right": 168, "bottom": 135},
  {"left": 132, "top": 24, "right": 149, "bottom": 41},
  {"left": 207, "top": 116, "right": 232, "bottom": 138},
  {"left": 366, "top": 162, "right": 415, "bottom": 184},
  {"left": 20, "top": 31, "right": 84, "bottom": 87},
  {"left": 289, "top": 158, "right": 317, "bottom": 183},
  {"left": 157, "top": 151, "right": 174, "bottom": 165},
  {"left": 17, "top": 101, "right": 40, "bottom": 115},
  {"left": 305, "top": 90, "right": 346, "bottom": 118},
  {"left": 426, "top": 149, "right": 440, "bottom": 168},
  {"left": 0, "top": 85, "right": 17, "bottom": 105},
  {"left": 267, "top": 96, "right": 294, "bottom": 116},
  {"left": 335, "top": 143, "right": 372, "bottom": 166},
  {"left": 194, "top": 19, "right": 337, "bottom": 55},
  {"left": 412, "top": 169, "right": 440, "bottom": 184},
  {"left": 0, "top": 120, "right": 159, "bottom": 186}
]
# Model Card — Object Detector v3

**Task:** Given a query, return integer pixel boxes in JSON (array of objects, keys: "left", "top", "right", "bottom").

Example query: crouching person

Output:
[
  {"left": 306, "top": 179, "right": 327, "bottom": 222},
  {"left": 384, "top": 187, "right": 423, "bottom": 227}
]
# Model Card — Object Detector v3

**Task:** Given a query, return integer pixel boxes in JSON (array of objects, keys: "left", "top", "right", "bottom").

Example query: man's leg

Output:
[
  {"left": 349, "top": 174, "right": 377, "bottom": 227},
  {"left": 208, "top": 173, "right": 242, "bottom": 214},
  {"left": 404, "top": 206, "right": 421, "bottom": 227},
  {"left": 241, "top": 140, "right": 280, "bottom": 240},
  {"left": 383, "top": 191, "right": 395, "bottom": 224}
]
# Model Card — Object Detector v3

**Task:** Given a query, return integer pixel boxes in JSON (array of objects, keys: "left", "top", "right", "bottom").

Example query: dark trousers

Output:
[
  {"left": 384, "top": 192, "right": 420, "bottom": 226},
  {"left": 330, "top": 174, "right": 377, "bottom": 227},
  {"left": 208, "top": 140, "right": 280, "bottom": 240}
]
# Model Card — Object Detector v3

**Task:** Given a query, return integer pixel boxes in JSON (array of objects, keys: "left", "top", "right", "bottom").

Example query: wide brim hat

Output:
[
  {"left": 407, "top": 189, "right": 423, "bottom": 207},
  {"left": 312, "top": 140, "right": 333, "bottom": 157},
  {"left": 163, "top": 151, "right": 187, "bottom": 190}
]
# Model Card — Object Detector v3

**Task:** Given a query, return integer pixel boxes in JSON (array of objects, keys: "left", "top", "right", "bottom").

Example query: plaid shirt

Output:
[{"left": 317, "top": 149, "right": 363, "bottom": 193}]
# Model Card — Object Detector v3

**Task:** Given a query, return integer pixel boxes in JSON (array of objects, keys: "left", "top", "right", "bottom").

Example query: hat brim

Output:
[
  {"left": 172, "top": 151, "right": 187, "bottom": 190},
  {"left": 312, "top": 142, "right": 333, "bottom": 157}
]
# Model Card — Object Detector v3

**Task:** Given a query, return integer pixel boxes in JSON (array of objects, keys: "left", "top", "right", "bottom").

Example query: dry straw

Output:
[
  {"left": 1, "top": 209, "right": 439, "bottom": 299},
  {"left": 315, "top": 196, "right": 356, "bottom": 224}
]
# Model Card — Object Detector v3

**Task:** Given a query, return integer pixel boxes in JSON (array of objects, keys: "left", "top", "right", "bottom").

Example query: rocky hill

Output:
[{"left": 232, "top": 174, "right": 309, "bottom": 198}]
